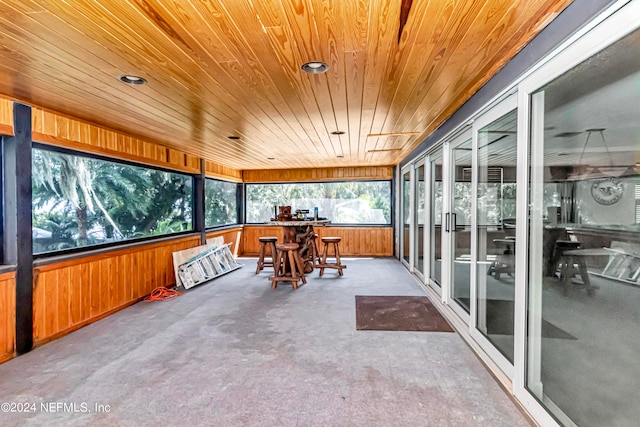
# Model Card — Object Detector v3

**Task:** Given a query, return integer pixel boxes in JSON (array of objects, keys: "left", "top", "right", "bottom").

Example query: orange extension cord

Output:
[{"left": 144, "top": 286, "right": 183, "bottom": 302}]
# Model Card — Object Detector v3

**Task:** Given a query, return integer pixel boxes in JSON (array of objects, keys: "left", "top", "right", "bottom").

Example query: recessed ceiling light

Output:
[
  {"left": 227, "top": 136, "right": 241, "bottom": 140},
  {"left": 331, "top": 131, "right": 345, "bottom": 135},
  {"left": 301, "top": 61, "right": 329, "bottom": 74},
  {"left": 267, "top": 157, "right": 275, "bottom": 160},
  {"left": 119, "top": 75, "right": 147, "bottom": 85},
  {"left": 337, "top": 155, "right": 344, "bottom": 158}
]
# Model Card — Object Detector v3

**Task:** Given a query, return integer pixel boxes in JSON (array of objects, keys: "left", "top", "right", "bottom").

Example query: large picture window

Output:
[
  {"left": 205, "top": 178, "right": 238, "bottom": 227},
  {"left": 246, "top": 181, "right": 391, "bottom": 224},
  {"left": 32, "top": 147, "right": 193, "bottom": 254}
]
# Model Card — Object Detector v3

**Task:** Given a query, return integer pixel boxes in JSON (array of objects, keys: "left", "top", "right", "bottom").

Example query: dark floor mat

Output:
[
  {"left": 355, "top": 295, "right": 454, "bottom": 332},
  {"left": 459, "top": 298, "right": 577, "bottom": 340}
]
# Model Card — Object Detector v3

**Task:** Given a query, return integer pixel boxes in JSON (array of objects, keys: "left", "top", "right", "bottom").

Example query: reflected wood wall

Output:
[
  {"left": 243, "top": 226, "right": 393, "bottom": 256},
  {"left": 0, "top": 272, "right": 16, "bottom": 363}
]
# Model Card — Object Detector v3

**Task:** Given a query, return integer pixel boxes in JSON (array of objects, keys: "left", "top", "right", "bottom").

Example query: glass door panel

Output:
[
  {"left": 450, "top": 138, "right": 473, "bottom": 314},
  {"left": 429, "top": 151, "right": 443, "bottom": 289},
  {"left": 476, "top": 109, "right": 517, "bottom": 363},
  {"left": 414, "top": 162, "right": 426, "bottom": 278},
  {"left": 402, "top": 169, "right": 411, "bottom": 265},
  {"left": 526, "top": 28, "right": 640, "bottom": 426}
]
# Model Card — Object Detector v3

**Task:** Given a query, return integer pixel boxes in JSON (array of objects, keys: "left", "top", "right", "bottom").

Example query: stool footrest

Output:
[{"left": 315, "top": 264, "right": 346, "bottom": 269}]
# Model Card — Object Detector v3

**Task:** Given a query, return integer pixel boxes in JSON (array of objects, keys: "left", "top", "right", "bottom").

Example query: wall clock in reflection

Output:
[{"left": 591, "top": 177, "right": 625, "bottom": 205}]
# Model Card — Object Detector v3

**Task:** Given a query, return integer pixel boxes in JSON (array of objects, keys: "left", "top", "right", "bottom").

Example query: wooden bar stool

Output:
[
  {"left": 269, "top": 243, "right": 307, "bottom": 289},
  {"left": 255, "top": 236, "right": 278, "bottom": 274},
  {"left": 317, "top": 237, "right": 347, "bottom": 277},
  {"left": 309, "top": 233, "right": 322, "bottom": 267}
]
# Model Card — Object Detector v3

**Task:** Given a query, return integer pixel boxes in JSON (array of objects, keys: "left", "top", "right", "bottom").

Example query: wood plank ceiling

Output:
[{"left": 0, "top": 0, "right": 572, "bottom": 171}]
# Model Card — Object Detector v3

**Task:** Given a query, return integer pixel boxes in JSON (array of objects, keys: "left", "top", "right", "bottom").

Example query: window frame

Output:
[
  {"left": 203, "top": 177, "right": 241, "bottom": 229},
  {"left": 31, "top": 142, "right": 196, "bottom": 258},
  {"left": 243, "top": 179, "right": 393, "bottom": 226}
]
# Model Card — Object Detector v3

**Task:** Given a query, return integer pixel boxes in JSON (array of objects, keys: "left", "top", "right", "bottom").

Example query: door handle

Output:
[
  {"left": 451, "top": 213, "right": 457, "bottom": 232},
  {"left": 445, "top": 213, "right": 450, "bottom": 232}
]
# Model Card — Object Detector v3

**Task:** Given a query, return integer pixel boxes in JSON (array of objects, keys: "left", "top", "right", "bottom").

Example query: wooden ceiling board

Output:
[
  {"left": 341, "top": 1, "right": 370, "bottom": 162},
  {"left": 382, "top": 0, "right": 488, "bottom": 141},
  {"left": 398, "top": 0, "right": 570, "bottom": 141},
  {"left": 359, "top": 0, "right": 400, "bottom": 159},
  {"left": 278, "top": 0, "right": 343, "bottom": 158},
  {"left": 103, "top": 0, "right": 303, "bottom": 155},
  {"left": 384, "top": 1, "right": 479, "bottom": 142},
  {"left": 256, "top": 2, "right": 339, "bottom": 160},
  {"left": 0, "top": 0, "right": 572, "bottom": 171},
  {"left": 366, "top": 0, "right": 434, "bottom": 151},
  {"left": 33, "top": 0, "right": 302, "bottom": 159},
  {"left": 220, "top": 0, "right": 333, "bottom": 156},
  {"left": 0, "top": 1, "right": 212, "bottom": 135},
  {"left": 314, "top": 0, "right": 350, "bottom": 158}
]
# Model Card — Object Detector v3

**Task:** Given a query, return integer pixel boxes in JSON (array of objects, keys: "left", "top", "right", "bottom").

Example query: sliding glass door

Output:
[
  {"left": 524, "top": 25, "right": 640, "bottom": 427},
  {"left": 470, "top": 96, "right": 518, "bottom": 376},
  {"left": 413, "top": 160, "right": 426, "bottom": 279},
  {"left": 444, "top": 132, "right": 473, "bottom": 319},
  {"left": 401, "top": 168, "right": 411, "bottom": 266},
  {"left": 427, "top": 150, "right": 444, "bottom": 292}
]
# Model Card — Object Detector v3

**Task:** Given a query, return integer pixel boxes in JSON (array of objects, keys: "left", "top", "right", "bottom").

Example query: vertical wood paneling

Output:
[
  {"left": 57, "top": 267, "right": 70, "bottom": 333},
  {"left": 44, "top": 272, "right": 58, "bottom": 339},
  {"left": 33, "top": 268, "right": 46, "bottom": 343},
  {"left": 0, "top": 97, "right": 14, "bottom": 136},
  {"left": 32, "top": 235, "right": 201, "bottom": 346},
  {"left": 204, "top": 160, "right": 243, "bottom": 182},
  {"left": 242, "top": 226, "right": 392, "bottom": 256},
  {"left": 69, "top": 265, "right": 82, "bottom": 326},
  {"left": 28, "top": 107, "right": 246, "bottom": 179},
  {"left": 0, "top": 273, "right": 16, "bottom": 362},
  {"left": 80, "top": 263, "right": 90, "bottom": 321},
  {"left": 242, "top": 166, "right": 393, "bottom": 183},
  {"left": 89, "top": 262, "right": 101, "bottom": 319},
  {"left": 206, "top": 227, "right": 245, "bottom": 257}
]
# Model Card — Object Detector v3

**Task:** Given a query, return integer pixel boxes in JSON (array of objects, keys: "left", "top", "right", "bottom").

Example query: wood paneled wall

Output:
[
  {"left": 0, "top": 96, "right": 13, "bottom": 136},
  {"left": 205, "top": 160, "right": 242, "bottom": 182},
  {"left": 243, "top": 227, "right": 285, "bottom": 255},
  {"left": 242, "top": 166, "right": 393, "bottom": 183},
  {"left": 32, "top": 235, "right": 201, "bottom": 346},
  {"left": 206, "top": 227, "right": 244, "bottom": 257},
  {"left": 243, "top": 226, "right": 393, "bottom": 256},
  {"left": 0, "top": 272, "right": 16, "bottom": 363},
  {"left": 32, "top": 107, "right": 201, "bottom": 174}
]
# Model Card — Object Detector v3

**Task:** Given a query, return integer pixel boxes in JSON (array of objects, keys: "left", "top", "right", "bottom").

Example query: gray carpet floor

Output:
[{"left": 0, "top": 257, "right": 529, "bottom": 426}]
